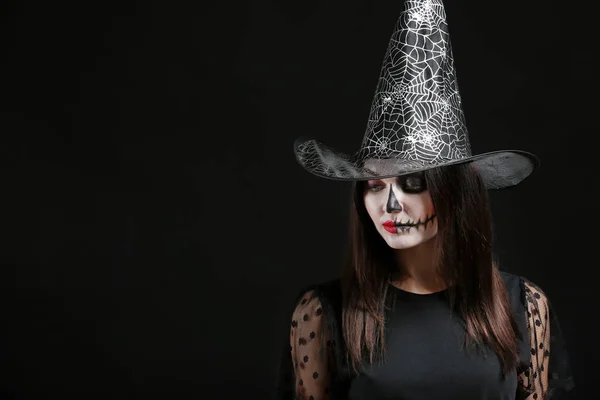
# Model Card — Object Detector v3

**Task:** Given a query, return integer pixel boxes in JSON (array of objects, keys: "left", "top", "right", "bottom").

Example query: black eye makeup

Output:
[
  {"left": 398, "top": 173, "right": 427, "bottom": 193},
  {"left": 365, "top": 173, "right": 427, "bottom": 194}
]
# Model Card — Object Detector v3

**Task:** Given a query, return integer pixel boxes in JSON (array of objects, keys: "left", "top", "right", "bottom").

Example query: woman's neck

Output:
[{"left": 391, "top": 237, "right": 447, "bottom": 294}]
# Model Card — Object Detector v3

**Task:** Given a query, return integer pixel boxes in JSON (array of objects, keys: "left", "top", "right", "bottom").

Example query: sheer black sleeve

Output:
[
  {"left": 516, "top": 279, "right": 575, "bottom": 399},
  {"left": 277, "top": 289, "right": 336, "bottom": 399}
]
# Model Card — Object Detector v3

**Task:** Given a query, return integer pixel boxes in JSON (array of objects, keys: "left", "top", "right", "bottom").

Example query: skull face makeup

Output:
[{"left": 363, "top": 173, "right": 437, "bottom": 250}]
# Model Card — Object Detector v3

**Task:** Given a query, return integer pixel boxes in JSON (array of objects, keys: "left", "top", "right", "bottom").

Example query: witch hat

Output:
[{"left": 293, "top": 0, "right": 538, "bottom": 189}]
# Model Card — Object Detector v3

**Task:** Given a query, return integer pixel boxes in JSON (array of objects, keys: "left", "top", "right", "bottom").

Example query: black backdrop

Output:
[{"left": 1, "top": 0, "right": 595, "bottom": 398}]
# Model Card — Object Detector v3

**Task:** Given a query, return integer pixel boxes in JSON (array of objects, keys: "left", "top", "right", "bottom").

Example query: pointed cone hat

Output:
[{"left": 293, "top": 0, "right": 538, "bottom": 189}]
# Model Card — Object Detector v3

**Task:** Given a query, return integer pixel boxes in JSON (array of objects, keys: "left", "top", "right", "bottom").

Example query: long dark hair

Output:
[{"left": 341, "top": 162, "right": 520, "bottom": 375}]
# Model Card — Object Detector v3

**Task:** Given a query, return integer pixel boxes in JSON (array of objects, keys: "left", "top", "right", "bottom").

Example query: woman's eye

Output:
[
  {"left": 367, "top": 185, "right": 385, "bottom": 192},
  {"left": 405, "top": 177, "right": 422, "bottom": 188},
  {"left": 400, "top": 175, "right": 426, "bottom": 192}
]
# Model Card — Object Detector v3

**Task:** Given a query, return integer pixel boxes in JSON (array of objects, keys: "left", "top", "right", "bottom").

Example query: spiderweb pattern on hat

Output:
[{"left": 294, "top": 0, "right": 538, "bottom": 188}]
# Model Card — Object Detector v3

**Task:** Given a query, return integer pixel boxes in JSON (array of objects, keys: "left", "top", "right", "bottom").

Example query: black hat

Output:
[{"left": 293, "top": 0, "right": 538, "bottom": 189}]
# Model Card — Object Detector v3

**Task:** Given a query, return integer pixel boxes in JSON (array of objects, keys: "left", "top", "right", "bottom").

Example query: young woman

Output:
[{"left": 276, "top": 0, "right": 574, "bottom": 399}]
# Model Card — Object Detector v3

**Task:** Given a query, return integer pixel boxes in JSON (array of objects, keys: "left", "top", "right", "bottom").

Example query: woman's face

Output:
[{"left": 363, "top": 173, "right": 438, "bottom": 250}]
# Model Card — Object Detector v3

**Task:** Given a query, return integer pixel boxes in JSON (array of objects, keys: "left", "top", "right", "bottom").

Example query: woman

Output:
[{"left": 277, "top": 0, "right": 574, "bottom": 399}]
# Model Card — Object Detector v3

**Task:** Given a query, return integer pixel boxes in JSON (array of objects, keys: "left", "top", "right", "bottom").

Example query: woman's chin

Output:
[{"left": 380, "top": 230, "right": 437, "bottom": 250}]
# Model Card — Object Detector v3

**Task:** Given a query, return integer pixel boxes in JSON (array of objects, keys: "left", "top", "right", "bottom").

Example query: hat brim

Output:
[{"left": 293, "top": 138, "right": 539, "bottom": 189}]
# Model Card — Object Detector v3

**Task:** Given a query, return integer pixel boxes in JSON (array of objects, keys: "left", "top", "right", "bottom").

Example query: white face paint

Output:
[{"left": 363, "top": 174, "right": 437, "bottom": 250}]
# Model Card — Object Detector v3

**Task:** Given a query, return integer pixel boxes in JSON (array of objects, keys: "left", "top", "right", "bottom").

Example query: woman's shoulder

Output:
[
  {"left": 287, "top": 278, "right": 345, "bottom": 340},
  {"left": 498, "top": 270, "right": 549, "bottom": 304},
  {"left": 292, "top": 278, "right": 343, "bottom": 304},
  {"left": 498, "top": 270, "right": 554, "bottom": 343},
  {"left": 290, "top": 278, "right": 343, "bottom": 316}
]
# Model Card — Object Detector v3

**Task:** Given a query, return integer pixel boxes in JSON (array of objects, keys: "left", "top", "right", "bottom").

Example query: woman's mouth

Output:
[
  {"left": 382, "top": 216, "right": 436, "bottom": 234},
  {"left": 382, "top": 221, "right": 399, "bottom": 233}
]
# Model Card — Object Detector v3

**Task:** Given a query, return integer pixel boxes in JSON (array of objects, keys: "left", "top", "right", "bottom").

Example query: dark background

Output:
[{"left": 1, "top": 0, "right": 595, "bottom": 398}]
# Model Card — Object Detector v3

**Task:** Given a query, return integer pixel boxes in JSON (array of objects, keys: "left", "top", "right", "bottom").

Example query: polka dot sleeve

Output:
[
  {"left": 289, "top": 290, "right": 333, "bottom": 400},
  {"left": 517, "top": 280, "right": 575, "bottom": 399}
]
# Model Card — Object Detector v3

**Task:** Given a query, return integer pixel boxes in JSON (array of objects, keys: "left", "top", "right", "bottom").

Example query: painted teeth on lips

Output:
[{"left": 383, "top": 220, "right": 412, "bottom": 227}]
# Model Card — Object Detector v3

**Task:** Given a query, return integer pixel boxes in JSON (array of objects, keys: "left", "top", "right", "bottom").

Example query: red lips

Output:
[{"left": 382, "top": 220, "right": 396, "bottom": 233}]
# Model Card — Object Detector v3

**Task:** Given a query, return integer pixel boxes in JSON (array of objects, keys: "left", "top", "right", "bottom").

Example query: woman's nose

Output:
[{"left": 386, "top": 184, "right": 403, "bottom": 213}]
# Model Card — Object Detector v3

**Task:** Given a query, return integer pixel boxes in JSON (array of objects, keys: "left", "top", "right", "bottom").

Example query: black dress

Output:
[{"left": 276, "top": 271, "right": 574, "bottom": 399}]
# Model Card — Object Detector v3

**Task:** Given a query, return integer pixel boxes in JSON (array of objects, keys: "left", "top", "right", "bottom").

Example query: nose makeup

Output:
[{"left": 386, "top": 184, "right": 403, "bottom": 213}]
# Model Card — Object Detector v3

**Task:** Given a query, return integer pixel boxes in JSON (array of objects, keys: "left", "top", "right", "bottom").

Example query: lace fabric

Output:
[
  {"left": 280, "top": 276, "right": 574, "bottom": 400},
  {"left": 517, "top": 280, "right": 575, "bottom": 399},
  {"left": 288, "top": 290, "right": 333, "bottom": 400}
]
